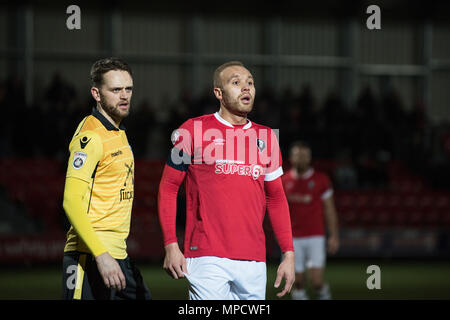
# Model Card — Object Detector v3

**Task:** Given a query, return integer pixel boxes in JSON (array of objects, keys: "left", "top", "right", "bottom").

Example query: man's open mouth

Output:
[{"left": 240, "top": 94, "right": 252, "bottom": 104}]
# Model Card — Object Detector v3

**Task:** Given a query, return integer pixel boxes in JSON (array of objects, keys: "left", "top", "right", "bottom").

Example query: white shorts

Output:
[
  {"left": 293, "top": 236, "right": 326, "bottom": 273},
  {"left": 184, "top": 256, "right": 267, "bottom": 300}
]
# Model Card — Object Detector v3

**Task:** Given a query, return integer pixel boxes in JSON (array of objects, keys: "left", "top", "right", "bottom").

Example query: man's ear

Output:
[
  {"left": 91, "top": 87, "right": 101, "bottom": 102},
  {"left": 213, "top": 87, "right": 222, "bottom": 100}
]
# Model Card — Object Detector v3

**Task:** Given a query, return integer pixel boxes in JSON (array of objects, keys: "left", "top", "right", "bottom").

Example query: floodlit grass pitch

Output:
[{"left": 0, "top": 259, "right": 449, "bottom": 300}]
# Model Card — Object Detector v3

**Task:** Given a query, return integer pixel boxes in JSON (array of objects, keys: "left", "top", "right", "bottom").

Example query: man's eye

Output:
[{"left": 233, "top": 81, "right": 239, "bottom": 85}]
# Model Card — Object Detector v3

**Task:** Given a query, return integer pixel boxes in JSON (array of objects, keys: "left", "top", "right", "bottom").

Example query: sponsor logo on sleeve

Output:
[
  {"left": 171, "top": 130, "right": 180, "bottom": 145},
  {"left": 72, "top": 152, "right": 87, "bottom": 169}
]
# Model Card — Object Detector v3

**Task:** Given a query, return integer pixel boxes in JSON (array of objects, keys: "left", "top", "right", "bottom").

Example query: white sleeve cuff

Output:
[
  {"left": 264, "top": 166, "right": 283, "bottom": 182},
  {"left": 321, "top": 188, "right": 334, "bottom": 200}
]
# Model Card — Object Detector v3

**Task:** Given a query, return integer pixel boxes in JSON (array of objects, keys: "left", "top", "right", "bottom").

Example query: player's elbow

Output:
[
  {"left": 62, "top": 177, "right": 89, "bottom": 217},
  {"left": 62, "top": 187, "right": 84, "bottom": 219}
]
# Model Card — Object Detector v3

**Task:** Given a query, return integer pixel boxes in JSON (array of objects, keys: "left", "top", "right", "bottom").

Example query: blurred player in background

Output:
[
  {"left": 158, "top": 61, "right": 295, "bottom": 300},
  {"left": 282, "top": 141, "right": 339, "bottom": 300},
  {"left": 61, "top": 57, "right": 151, "bottom": 300}
]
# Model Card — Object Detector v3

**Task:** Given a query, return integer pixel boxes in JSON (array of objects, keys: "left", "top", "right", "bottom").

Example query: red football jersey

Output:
[
  {"left": 282, "top": 168, "right": 333, "bottom": 237},
  {"left": 165, "top": 112, "right": 287, "bottom": 262}
]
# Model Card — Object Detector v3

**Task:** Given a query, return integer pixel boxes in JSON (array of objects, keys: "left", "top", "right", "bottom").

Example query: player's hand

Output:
[
  {"left": 274, "top": 251, "right": 295, "bottom": 298},
  {"left": 163, "top": 242, "right": 187, "bottom": 279},
  {"left": 95, "top": 252, "right": 126, "bottom": 291},
  {"left": 327, "top": 235, "right": 339, "bottom": 255}
]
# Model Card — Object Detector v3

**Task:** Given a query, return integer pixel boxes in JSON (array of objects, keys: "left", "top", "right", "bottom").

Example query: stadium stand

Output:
[
  {"left": 1, "top": 155, "right": 449, "bottom": 262},
  {"left": 0, "top": 70, "right": 449, "bottom": 261}
]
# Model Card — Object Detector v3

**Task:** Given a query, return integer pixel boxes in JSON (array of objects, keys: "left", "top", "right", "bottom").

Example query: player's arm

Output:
[
  {"left": 158, "top": 155, "right": 188, "bottom": 279},
  {"left": 158, "top": 122, "right": 193, "bottom": 279},
  {"left": 265, "top": 177, "right": 295, "bottom": 298},
  {"left": 263, "top": 129, "right": 295, "bottom": 297},
  {"left": 63, "top": 177, "right": 125, "bottom": 290},
  {"left": 64, "top": 131, "right": 125, "bottom": 290},
  {"left": 63, "top": 177, "right": 126, "bottom": 290},
  {"left": 63, "top": 177, "right": 107, "bottom": 257},
  {"left": 323, "top": 194, "right": 339, "bottom": 255}
]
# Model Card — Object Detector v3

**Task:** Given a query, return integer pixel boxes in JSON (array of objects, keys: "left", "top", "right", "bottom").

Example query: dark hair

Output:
[
  {"left": 90, "top": 57, "right": 132, "bottom": 87},
  {"left": 213, "top": 61, "right": 245, "bottom": 88},
  {"left": 290, "top": 140, "right": 311, "bottom": 152}
]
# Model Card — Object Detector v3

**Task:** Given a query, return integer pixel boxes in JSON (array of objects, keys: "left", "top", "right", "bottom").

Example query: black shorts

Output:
[{"left": 62, "top": 251, "right": 151, "bottom": 300}]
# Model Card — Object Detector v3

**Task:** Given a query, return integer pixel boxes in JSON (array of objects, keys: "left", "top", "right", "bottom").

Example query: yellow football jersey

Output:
[{"left": 64, "top": 108, "right": 134, "bottom": 259}]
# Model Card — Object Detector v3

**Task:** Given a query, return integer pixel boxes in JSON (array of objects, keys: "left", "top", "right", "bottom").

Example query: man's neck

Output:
[
  {"left": 97, "top": 104, "right": 121, "bottom": 129},
  {"left": 293, "top": 166, "right": 311, "bottom": 178},
  {"left": 218, "top": 106, "right": 247, "bottom": 125}
]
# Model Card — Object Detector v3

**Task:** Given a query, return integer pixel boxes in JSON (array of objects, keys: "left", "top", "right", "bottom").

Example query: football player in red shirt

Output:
[
  {"left": 158, "top": 61, "right": 294, "bottom": 300},
  {"left": 282, "top": 141, "right": 339, "bottom": 300}
]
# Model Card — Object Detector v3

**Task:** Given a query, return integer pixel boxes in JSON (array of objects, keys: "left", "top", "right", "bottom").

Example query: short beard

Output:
[
  {"left": 99, "top": 93, "right": 129, "bottom": 123},
  {"left": 221, "top": 89, "right": 253, "bottom": 117}
]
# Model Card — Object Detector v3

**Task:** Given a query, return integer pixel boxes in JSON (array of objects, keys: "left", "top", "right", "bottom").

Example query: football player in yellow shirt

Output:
[{"left": 62, "top": 57, "right": 150, "bottom": 300}]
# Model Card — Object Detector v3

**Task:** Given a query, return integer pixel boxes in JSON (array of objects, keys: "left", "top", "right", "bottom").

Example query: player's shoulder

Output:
[
  {"left": 73, "top": 115, "right": 101, "bottom": 134},
  {"left": 176, "top": 114, "right": 212, "bottom": 129},
  {"left": 248, "top": 119, "right": 273, "bottom": 131},
  {"left": 312, "top": 169, "right": 331, "bottom": 183},
  {"left": 70, "top": 117, "right": 103, "bottom": 149},
  {"left": 171, "top": 115, "right": 211, "bottom": 146},
  {"left": 281, "top": 169, "right": 292, "bottom": 182},
  {"left": 312, "top": 169, "right": 327, "bottom": 177},
  {"left": 249, "top": 120, "right": 279, "bottom": 144},
  {"left": 70, "top": 130, "right": 102, "bottom": 149}
]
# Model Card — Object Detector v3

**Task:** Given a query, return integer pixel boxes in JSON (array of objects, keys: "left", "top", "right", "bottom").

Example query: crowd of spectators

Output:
[{"left": 1, "top": 72, "right": 449, "bottom": 189}]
